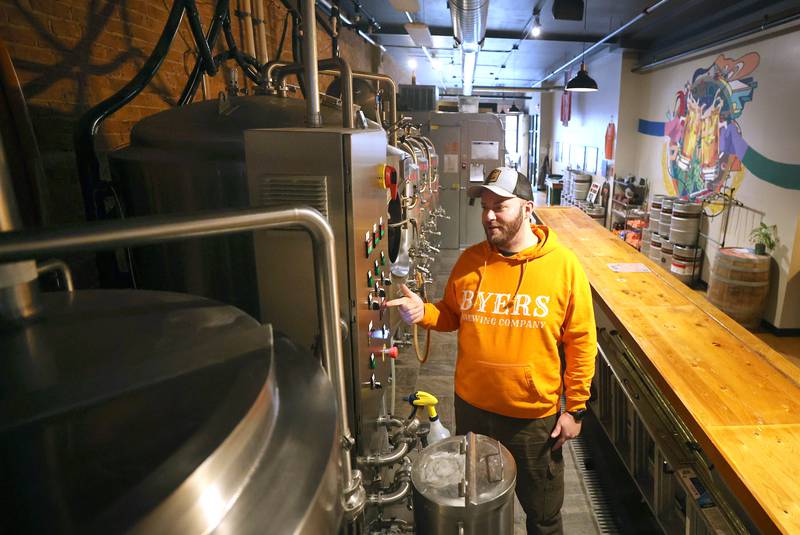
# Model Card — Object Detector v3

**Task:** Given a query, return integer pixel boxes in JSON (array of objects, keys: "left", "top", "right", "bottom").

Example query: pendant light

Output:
[
  {"left": 509, "top": 103, "right": 520, "bottom": 113},
  {"left": 566, "top": 0, "right": 598, "bottom": 92}
]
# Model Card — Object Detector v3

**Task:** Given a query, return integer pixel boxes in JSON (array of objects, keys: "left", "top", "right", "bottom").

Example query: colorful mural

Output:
[{"left": 638, "top": 52, "right": 800, "bottom": 197}]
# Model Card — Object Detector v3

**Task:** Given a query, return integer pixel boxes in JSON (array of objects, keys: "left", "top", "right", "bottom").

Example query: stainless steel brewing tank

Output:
[
  {"left": 108, "top": 95, "right": 349, "bottom": 320},
  {"left": 412, "top": 433, "right": 516, "bottom": 535},
  {"left": 0, "top": 289, "right": 341, "bottom": 534}
]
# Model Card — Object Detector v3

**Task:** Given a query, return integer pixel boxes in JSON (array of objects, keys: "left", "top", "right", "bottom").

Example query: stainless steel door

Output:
[
  {"left": 427, "top": 125, "right": 461, "bottom": 249},
  {"left": 462, "top": 117, "right": 504, "bottom": 247}
]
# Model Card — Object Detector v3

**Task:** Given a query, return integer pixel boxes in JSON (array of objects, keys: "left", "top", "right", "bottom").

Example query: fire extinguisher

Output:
[{"left": 605, "top": 116, "right": 615, "bottom": 160}]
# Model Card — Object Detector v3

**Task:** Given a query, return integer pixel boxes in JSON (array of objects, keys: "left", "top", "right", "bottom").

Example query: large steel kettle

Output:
[{"left": 411, "top": 432, "right": 516, "bottom": 534}]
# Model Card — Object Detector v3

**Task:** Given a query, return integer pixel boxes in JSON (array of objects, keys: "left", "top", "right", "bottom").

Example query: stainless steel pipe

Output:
[
  {"left": 276, "top": 58, "right": 354, "bottom": 129},
  {"left": 357, "top": 441, "right": 409, "bottom": 466},
  {"left": 301, "top": 0, "right": 322, "bottom": 127},
  {"left": 0, "top": 206, "right": 366, "bottom": 518},
  {"left": 36, "top": 259, "right": 74, "bottom": 291},
  {"left": 0, "top": 124, "right": 39, "bottom": 321},
  {"left": 351, "top": 71, "right": 398, "bottom": 146},
  {"left": 368, "top": 480, "right": 411, "bottom": 506}
]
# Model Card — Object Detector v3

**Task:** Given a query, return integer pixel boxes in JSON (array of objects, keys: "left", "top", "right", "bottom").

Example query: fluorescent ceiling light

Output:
[
  {"left": 404, "top": 23, "right": 434, "bottom": 49},
  {"left": 462, "top": 50, "right": 477, "bottom": 96},
  {"left": 389, "top": 0, "right": 420, "bottom": 12}
]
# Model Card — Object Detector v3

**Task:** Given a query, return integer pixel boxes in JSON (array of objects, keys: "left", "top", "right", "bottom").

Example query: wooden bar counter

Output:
[{"left": 534, "top": 206, "right": 799, "bottom": 535}]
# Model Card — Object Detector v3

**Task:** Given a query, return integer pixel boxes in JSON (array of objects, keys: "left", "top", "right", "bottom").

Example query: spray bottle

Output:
[{"left": 406, "top": 390, "right": 451, "bottom": 445}]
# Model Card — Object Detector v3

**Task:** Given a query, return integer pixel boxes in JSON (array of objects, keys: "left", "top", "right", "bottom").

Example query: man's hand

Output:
[
  {"left": 384, "top": 283, "right": 425, "bottom": 324},
  {"left": 550, "top": 412, "right": 582, "bottom": 450}
]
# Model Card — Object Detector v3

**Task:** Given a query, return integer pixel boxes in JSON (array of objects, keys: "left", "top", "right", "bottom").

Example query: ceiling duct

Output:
[{"left": 448, "top": 0, "right": 489, "bottom": 96}]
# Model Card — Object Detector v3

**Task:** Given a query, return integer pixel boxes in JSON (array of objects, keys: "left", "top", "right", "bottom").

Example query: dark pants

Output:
[{"left": 455, "top": 395, "right": 564, "bottom": 535}]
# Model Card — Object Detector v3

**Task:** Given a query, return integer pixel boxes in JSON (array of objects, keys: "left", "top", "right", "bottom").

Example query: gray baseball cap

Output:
[{"left": 467, "top": 167, "right": 533, "bottom": 201}]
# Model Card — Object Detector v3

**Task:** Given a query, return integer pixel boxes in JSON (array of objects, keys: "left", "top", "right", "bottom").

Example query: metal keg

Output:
[
  {"left": 573, "top": 175, "right": 592, "bottom": 201},
  {"left": 648, "top": 233, "right": 663, "bottom": 263},
  {"left": 671, "top": 245, "right": 702, "bottom": 284},
  {"left": 658, "top": 197, "right": 674, "bottom": 236},
  {"left": 641, "top": 229, "right": 652, "bottom": 256},
  {"left": 669, "top": 201, "right": 702, "bottom": 246},
  {"left": 660, "top": 238, "right": 674, "bottom": 269},
  {"left": 412, "top": 433, "right": 516, "bottom": 535},
  {"left": 649, "top": 195, "right": 663, "bottom": 231}
]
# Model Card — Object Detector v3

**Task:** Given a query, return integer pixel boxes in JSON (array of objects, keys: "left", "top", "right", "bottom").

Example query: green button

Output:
[
  {"left": 369, "top": 353, "right": 377, "bottom": 369},
  {"left": 368, "top": 273, "right": 374, "bottom": 287},
  {"left": 380, "top": 251, "right": 386, "bottom": 266}
]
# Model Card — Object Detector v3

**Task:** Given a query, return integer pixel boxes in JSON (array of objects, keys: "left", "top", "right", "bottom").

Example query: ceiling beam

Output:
[{"left": 376, "top": 24, "right": 611, "bottom": 44}]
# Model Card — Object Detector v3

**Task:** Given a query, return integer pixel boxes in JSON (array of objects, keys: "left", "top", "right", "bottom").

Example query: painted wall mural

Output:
[{"left": 637, "top": 52, "right": 800, "bottom": 198}]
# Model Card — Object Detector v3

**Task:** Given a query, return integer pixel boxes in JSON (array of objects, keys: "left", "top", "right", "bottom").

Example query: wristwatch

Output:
[{"left": 568, "top": 409, "right": 587, "bottom": 422}]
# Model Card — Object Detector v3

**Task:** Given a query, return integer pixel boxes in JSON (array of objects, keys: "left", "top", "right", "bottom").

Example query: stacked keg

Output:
[
  {"left": 647, "top": 196, "right": 665, "bottom": 264},
  {"left": 669, "top": 201, "right": 703, "bottom": 284},
  {"left": 646, "top": 196, "right": 703, "bottom": 284}
]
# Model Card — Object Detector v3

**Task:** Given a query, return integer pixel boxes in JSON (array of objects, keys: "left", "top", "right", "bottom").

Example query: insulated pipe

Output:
[
  {"left": 179, "top": 0, "right": 229, "bottom": 105},
  {"left": 238, "top": 0, "right": 257, "bottom": 60},
  {"left": 75, "top": 0, "right": 184, "bottom": 221},
  {"left": 184, "top": 0, "right": 218, "bottom": 76},
  {"left": 301, "top": 0, "right": 322, "bottom": 127},
  {"left": 534, "top": 0, "right": 670, "bottom": 86},
  {"left": 0, "top": 206, "right": 365, "bottom": 518},
  {"left": 276, "top": 58, "right": 354, "bottom": 128},
  {"left": 254, "top": 0, "right": 269, "bottom": 65}
]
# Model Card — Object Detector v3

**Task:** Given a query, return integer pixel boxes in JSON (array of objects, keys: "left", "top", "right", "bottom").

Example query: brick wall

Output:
[{"left": 0, "top": 0, "right": 376, "bottom": 227}]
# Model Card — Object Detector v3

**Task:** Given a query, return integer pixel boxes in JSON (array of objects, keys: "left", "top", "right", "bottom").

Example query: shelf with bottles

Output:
[{"left": 612, "top": 208, "right": 648, "bottom": 251}]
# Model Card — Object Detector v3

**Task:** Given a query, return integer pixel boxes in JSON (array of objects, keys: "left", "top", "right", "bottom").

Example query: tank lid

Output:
[{"left": 411, "top": 432, "right": 515, "bottom": 508}]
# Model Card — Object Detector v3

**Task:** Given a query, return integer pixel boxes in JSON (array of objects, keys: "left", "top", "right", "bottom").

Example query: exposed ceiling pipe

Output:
[
  {"left": 472, "top": 85, "right": 563, "bottom": 93},
  {"left": 448, "top": 0, "right": 489, "bottom": 96},
  {"left": 237, "top": 0, "right": 257, "bottom": 60},
  {"left": 253, "top": 0, "right": 269, "bottom": 64},
  {"left": 534, "top": 0, "right": 670, "bottom": 87},
  {"left": 633, "top": 11, "right": 800, "bottom": 73}
]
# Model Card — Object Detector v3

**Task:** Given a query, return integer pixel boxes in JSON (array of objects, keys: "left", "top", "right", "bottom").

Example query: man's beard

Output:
[{"left": 484, "top": 207, "right": 525, "bottom": 249}]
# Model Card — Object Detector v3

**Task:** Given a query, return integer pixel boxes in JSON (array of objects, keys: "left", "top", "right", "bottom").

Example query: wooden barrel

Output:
[{"left": 707, "top": 248, "right": 770, "bottom": 329}]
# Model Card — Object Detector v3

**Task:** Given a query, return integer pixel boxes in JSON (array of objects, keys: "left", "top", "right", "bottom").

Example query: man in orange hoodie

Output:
[{"left": 386, "top": 167, "right": 596, "bottom": 535}]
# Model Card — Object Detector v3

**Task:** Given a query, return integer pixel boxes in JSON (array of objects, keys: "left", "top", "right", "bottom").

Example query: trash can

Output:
[{"left": 545, "top": 178, "right": 563, "bottom": 206}]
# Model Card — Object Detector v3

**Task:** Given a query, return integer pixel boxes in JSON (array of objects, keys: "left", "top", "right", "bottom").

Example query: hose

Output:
[{"left": 412, "top": 270, "right": 431, "bottom": 364}]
